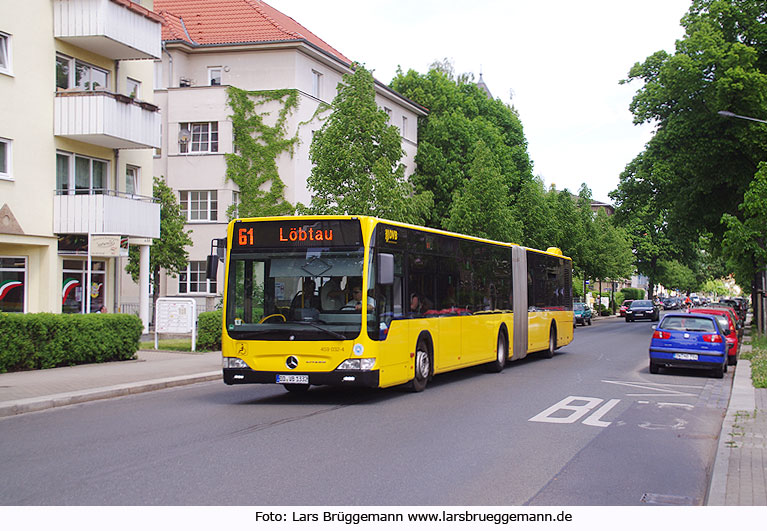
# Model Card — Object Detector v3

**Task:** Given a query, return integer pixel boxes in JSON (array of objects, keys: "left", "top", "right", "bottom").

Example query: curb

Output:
[
  {"left": 0, "top": 372, "right": 220, "bottom": 419},
  {"left": 706, "top": 359, "right": 754, "bottom": 505}
]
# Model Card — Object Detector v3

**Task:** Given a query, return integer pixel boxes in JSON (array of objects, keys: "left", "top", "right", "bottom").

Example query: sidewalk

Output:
[
  {"left": 0, "top": 349, "right": 221, "bottom": 418},
  {"left": 707, "top": 347, "right": 767, "bottom": 505}
]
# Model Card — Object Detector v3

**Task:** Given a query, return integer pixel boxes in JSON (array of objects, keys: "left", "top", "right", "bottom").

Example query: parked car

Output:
[
  {"left": 690, "top": 308, "right": 740, "bottom": 365},
  {"left": 715, "top": 300, "right": 745, "bottom": 328},
  {"left": 620, "top": 299, "right": 634, "bottom": 317},
  {"left": 649, "top": 312, "right": 728, "bottom": 378},
  {"left": 708, "top": 304, "right": 744, "bottom": 340},
  {"left": 625, "top": 299, "right": 660, "bottom": 322},
  {"left": 573, "top": 302, "right": 593, "bottom": 326},
  {"left": 663, "top": 297, "right": 681, "bottom": 310}
]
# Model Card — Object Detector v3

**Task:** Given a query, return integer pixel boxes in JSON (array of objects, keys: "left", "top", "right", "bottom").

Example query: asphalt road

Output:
[{"left": 0, "top": 315, "right": 732, "bottom": 505}]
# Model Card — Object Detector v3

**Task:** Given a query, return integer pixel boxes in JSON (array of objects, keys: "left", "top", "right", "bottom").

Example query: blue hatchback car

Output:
[{"left": 649, "top": 313, "right": 728, "bottom": 378}]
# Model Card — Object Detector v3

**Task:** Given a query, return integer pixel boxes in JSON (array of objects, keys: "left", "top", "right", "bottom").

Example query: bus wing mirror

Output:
[
  {"left": 206, "top": 255, "right": 218, "bottom": 280},
  {"left": 378, "top": 253, "right": 394, "bottom": 285},
  {"left": 206, "top": 238, "right": 226, "bottom": 280}
]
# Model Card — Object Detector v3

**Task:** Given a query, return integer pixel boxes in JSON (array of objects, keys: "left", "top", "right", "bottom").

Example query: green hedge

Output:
[
  {"left": 621, "top": 287, "right": 645, "bottom": 301},
  {"left": 197, "top": 310, "right": 222, "bottom": 351},
  {"left": 0, "top": 313, "right": 142, "bottom": 373}
]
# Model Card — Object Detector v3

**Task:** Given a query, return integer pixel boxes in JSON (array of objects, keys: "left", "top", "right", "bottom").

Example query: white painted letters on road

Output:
[{"left": 529, "top": 396, "right": 621, "bottom": 427}]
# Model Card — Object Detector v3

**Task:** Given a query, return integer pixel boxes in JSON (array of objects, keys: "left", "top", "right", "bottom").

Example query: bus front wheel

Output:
[
  {"left": 542, "top": 326, "right": 556, "bottom": 359},
  {"left": 409, "top": 337, "right": 431, "bottom": 392}
]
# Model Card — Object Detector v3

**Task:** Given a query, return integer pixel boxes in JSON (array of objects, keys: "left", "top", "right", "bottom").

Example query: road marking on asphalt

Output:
[
  {"left": 601, "top": 379, "right": 702, "bottom": 397},
  {"left": 529, "top": 396, "right": 621, "bottom": 427}
]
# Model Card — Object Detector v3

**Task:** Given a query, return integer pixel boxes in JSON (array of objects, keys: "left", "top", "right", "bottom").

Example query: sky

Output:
[{"left": 267, "top": 0, "right": 693, "bottom": 202}]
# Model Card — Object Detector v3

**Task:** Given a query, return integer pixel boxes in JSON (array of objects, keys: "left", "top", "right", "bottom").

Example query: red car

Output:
[
  {"left": 620, "top": 300, "right": 634, "bottom": 317},
  {"left": 690, "top": 308, "right": 739, "bottom": 365}
]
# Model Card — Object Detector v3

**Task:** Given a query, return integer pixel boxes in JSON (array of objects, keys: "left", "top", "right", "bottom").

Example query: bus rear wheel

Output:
[
  {"left": 486, "top": 329, "right": 508, "bottom": 372},
  {"left": 409, "top": 338, "right": 431, "bottom": 392}
]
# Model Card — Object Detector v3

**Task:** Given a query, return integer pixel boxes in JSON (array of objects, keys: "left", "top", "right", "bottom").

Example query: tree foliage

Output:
[
  {"left": 300, "top": 63, "right": 432, "bottom": 223},
  {"left": 126, "top": 177, "right": 193, "bottom": 301},
  {"left": 390, "top": 61, "right": 533, "bottom": 229},
  {"left": 721, "top": 161, "right": 767, "bottom": 292},
  {"left": 613, "top": 0, "right": 767, "bottom": 292}
]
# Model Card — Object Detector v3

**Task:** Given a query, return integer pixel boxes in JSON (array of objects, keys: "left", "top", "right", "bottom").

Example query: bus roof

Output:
[{"left": 229, "top": 215, "right": 572, "bottom": 260}]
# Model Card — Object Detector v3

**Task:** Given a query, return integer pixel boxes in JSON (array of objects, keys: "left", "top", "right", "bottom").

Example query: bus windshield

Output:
[{"left": 226, "top": 247, "right": 365, "bottom": 341}]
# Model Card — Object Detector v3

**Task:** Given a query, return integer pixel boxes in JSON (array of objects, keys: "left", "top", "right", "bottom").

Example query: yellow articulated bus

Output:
[{"left": 212, "top": 216, "right": 573, "bottom": 393}]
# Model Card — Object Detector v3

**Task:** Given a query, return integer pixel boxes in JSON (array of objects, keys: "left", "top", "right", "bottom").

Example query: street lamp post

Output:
[{"left": 718, "top": 110, "right": 767, "bottom": 335}]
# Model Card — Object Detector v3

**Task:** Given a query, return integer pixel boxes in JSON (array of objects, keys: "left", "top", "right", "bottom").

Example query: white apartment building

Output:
[
  {"left": 0, "top": 0, "right": 162, "bottom": 332},
  {"left": 145, "top": 0, "right": 427, "bottom": 313}
]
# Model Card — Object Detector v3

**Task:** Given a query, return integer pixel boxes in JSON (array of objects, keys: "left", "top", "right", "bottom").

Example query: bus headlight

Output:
[
  {"left": 223, "top": 357, "right": 249, "bottom": 369},
  {"left": 336, "top": 358, "right": 376, "bottom": 371}
]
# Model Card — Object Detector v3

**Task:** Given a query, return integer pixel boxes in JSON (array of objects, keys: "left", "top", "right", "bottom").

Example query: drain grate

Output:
[{"left": 641, "top": 493, "right": 697, "bottom": 505}]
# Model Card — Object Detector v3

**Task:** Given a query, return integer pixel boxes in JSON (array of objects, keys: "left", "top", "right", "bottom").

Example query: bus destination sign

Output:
[{"left": 232, "top": 220, "right": 363, "bottom": 250}]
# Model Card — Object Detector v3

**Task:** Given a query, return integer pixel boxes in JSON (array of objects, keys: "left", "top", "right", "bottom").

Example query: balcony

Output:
[
  {"left": 54, "top": 190, "right": 160, "bottom": 239},
  {"left": 55, "top": 91, "right": 160, "bottom": 149},
  {"left": 53, "top": 0, "right": 162, "bottom": 60}
]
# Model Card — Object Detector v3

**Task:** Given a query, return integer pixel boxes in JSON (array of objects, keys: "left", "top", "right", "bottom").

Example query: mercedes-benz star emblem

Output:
[{"left": 286, "top": 356, "right": 299, "bottom": 370}]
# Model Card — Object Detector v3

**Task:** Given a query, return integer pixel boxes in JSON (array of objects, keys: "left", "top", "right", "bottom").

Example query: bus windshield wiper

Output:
[{"left": 292, "top": 320, "right": 347, "bottom": 340}]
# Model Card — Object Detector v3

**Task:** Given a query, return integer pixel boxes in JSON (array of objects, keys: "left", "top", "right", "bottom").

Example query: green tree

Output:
[
  {"left": 619, "top": 0, "right": 767, "bottom": 250},
  {"left": 446, "top": 140, "right": 521, "bottom": 242},
  {"left": 126, "top": 177, "right": 193, "bottom": 309},
  {"left": 721, "top": 161, "right": 767, "bottom": 297},
  {"left": 390, "top": 62, "right": 533, "bottom": 229},
  {"left": 300, "top": 63, "right": 432, "bottom": 223}
]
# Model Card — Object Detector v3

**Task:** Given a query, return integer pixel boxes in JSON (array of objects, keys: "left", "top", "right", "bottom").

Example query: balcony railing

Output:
[
  {"left": 54, "top": 189, "right": 160, "bottom": 239},
  {"left": 53, "top": 0, "right": 162, "bottom": 60},
  {"left": 55, "top": 90, "right": 160, "bottom": 149}
]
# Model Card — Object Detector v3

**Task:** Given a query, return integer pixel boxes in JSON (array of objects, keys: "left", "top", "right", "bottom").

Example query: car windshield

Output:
[
  {"left": 630, "top": 300, "right": 652, "bottom": 308},
  {"left": 660, "top": 316, "right": 716, "bottom": 332},
  {"left": 574, "top": 303, "right": 585, "bottom": 310}
]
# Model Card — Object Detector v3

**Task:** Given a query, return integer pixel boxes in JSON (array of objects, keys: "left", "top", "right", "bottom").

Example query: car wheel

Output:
[
  {"left": 712, "top": 362, "right": 724, "bottom": 379},
  {"left": 728, "top": 355, "right": 737, "bottom": 366},
  {"left": 649, "top": 361, "right": 659, "bottom": 374},
  {"left": 486, "top": 329, "right": 508, "bottom": 373},
  {"left": 587, "top": 317, "right": 592, "bottom": 326},
  {"left": 409, "top": 337, "right": 431, "bottom": 392},
  {"left": 625, "top": 318, "right": 630, "bottom": 322}
]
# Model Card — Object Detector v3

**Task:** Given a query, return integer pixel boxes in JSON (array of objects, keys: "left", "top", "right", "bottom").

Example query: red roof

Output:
[{"left": 154, "top": 0, "right": 350, "bottom": 64}]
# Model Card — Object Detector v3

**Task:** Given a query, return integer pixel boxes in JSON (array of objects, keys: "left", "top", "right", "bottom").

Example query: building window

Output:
[
  {"left": 232, "top": 191, "right": 240, "bottom": 218},
  {"left": 56, "top": 54, "right": 108, "bottom": 91},
  {"left": 180, "top": 190, "right": 218, "bottom": 222},
  {"left": 179, "top": 261, "right": 216, "bottom": 294},
  {"left": 127, "top": 78, "right": 141, "bottom": 99},
  {"left": 208, "top": 67, "right": 222, "bottom": 86},
  {"left": 62, "top": 259, "right": 106, "bottom": 314},
  {"left": 401, "top": 116, "right": 408, "bottom": 137},
  {"left": 0, "top": 256, "right": 25, "bottom": 313},
  {"left": 311, "top": 70, "right": 322, "bottom": 98},
  {"left": 0, "top": 32, "right": 12, "bottom": 76},
  {"left": 179, "top": 122, "right": 218, "bottom": 153},
  {"left": 126, "top": 165, "right": 139, "bottom": 196},
  {"left": 56, "top": 152, "right": 108, "bottom": 194},
  {"left": 0, "top": 137, "right": 10, "bottom": 180},
  {"left": 384, "top": 107, "right": 392, "bottom": 122}
]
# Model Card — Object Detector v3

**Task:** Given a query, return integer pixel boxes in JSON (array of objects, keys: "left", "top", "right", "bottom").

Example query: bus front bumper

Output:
[{"left": 223, "top": 368, "right": 380, "bottom": 387}]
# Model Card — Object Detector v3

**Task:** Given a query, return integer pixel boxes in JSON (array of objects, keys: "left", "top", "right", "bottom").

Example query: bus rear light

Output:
[{"left": 337, "top": 358, "right": 376, "bottom": 371}]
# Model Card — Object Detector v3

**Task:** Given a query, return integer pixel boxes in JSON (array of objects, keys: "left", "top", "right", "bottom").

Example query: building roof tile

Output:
[{"left": 154, "top": 0, "right": 350, "bottom": 64}]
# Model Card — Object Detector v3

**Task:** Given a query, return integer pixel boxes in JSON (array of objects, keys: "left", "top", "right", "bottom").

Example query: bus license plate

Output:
[
  {"left": 276, "top": 374, "right": 309, "bottom": 384},
  {"left": 674, "top": 353, "right": 698, "bottom": 361}
]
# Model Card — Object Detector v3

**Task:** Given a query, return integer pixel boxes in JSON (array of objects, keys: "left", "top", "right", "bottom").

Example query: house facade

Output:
[
  {"left": 0, "top": 0, "right": 162, "bottom": 331},
  {"left": 143, "top": 0, "right": 427, "bottom": 313}
]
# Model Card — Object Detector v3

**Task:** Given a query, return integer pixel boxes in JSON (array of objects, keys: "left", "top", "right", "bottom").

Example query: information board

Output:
[{"left": 154, "top": 297, "right": 197, "bottom": 351}]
